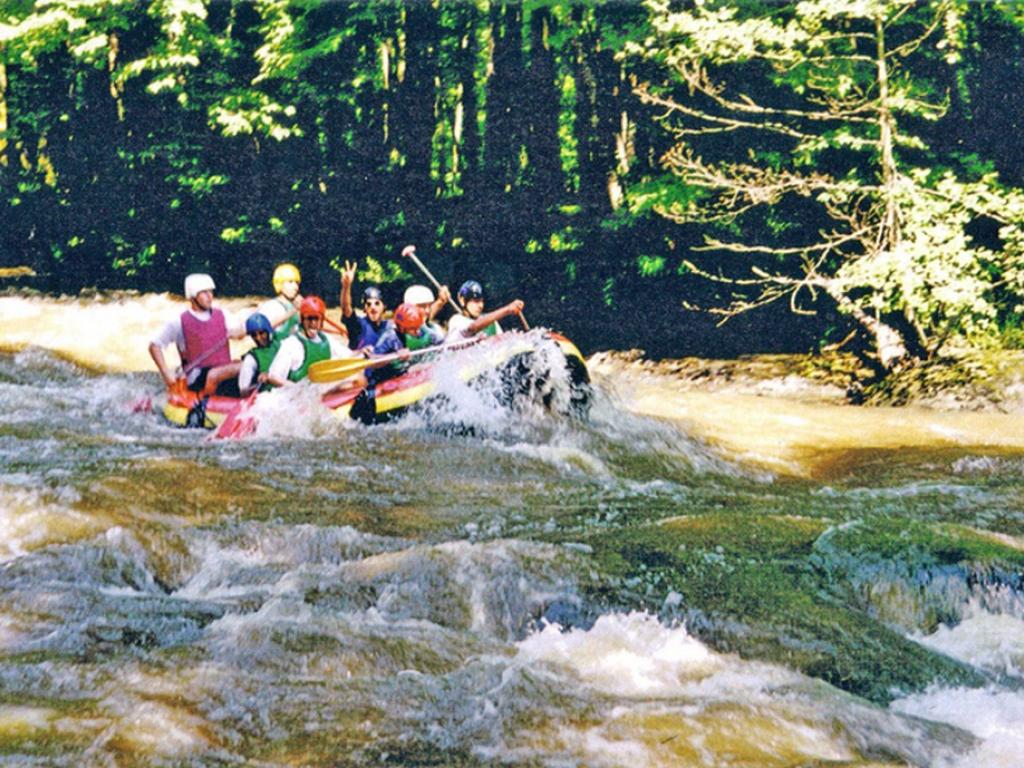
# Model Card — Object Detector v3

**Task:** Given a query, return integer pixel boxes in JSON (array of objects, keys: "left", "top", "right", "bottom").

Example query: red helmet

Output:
[
  {"left": 394, "top": 302, "right": 425, "bottom": 334},
  {"left": 299, "top": 295, "right": 326, "bottom": 319}
]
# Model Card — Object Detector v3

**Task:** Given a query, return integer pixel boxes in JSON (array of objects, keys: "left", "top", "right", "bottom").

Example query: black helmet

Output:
[
  {"left": 362, "top": 286, "right": 384, "bottom": 304},
  {"left": 458, "top": 280, "right": 484, "bottom": 301}
]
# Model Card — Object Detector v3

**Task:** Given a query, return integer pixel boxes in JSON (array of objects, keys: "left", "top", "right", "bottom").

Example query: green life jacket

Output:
[
  {"left": 275, "top": 297, "right": 299, "bottom": 338},
  {"left": 404, "top": 329, "right": 435, "bottom": 352},
  {"left": 481, "top": 322, "right": 498, "bottom": 337},
  {"left": 245, "top": 339, "right": 281, "bottom": 391},
  {"left": 288, "top": 332, "right": 331, "bottom": 382},
  {"left": 387, "top": 329, "right": 436, "bottom": 377}
]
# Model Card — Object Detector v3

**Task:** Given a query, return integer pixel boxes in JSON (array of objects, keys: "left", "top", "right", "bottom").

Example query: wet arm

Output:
[
  {"left": 465, "top": 300, "right": 523, "bottom": 336},
  {"left": 238, "top": 356, "right": 258, "bottom": 396},
  {"left": 148, "top": 343, "right": 177, "bottom": 387},
  {"left": 266, "top": 339, "right": 299, "bottom": 388}
]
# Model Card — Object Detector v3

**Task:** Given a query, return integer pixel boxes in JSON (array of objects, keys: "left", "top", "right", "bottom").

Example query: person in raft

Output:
[
  {"left": 339, "top": 259, "right": 392, "bottom": 352},
  {"left": 265, "top": 296, "right": 353, "bottom": 386},
  {"left": 365, "top": 302, "right": 445, "bottom": 386},
  {"left": 446, "top": 280, "right": 524, "bottom": 339},
  {"left": 403, "top": 284, "right": 448, "bottom": 339},
  {"left": 256, "top": 262, "right": 304, "bottom": 338},
  {"left": 148, "top": 273, "right": 246, "bottom": 397},
  {"left": 236, "top": 313, "right": 281, "bottom": 396}
]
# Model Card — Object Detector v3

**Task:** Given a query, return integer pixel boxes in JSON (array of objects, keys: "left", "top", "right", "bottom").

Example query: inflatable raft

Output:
[{"left": 161, "top": 330, "right": 589, "bottom": 431}]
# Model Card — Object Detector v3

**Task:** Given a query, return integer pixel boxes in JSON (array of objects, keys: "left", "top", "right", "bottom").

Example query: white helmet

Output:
[
  {"left": 184, "top": 273, "right": 216, "bottom": 299},
  {"left": 404, "top": 284, "right": 434, "bottom": 305}
]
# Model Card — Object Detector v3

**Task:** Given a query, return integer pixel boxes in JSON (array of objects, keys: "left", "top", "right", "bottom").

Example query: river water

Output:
[{"left": 1, "top": 293, "right": 1023, "bottom": 767}]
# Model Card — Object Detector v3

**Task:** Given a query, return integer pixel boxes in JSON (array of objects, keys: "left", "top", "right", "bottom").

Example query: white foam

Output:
[
  {"left": 953, "top": 455, "right": 1024, "bottom": 476},
  {"left": 0, "top": 705, "right": 54, "bottom": 736},
  {"left": 246, "top": 382, "right": 350, "bottom": 439},
  {"left": 892, "top": 686, "right": 1024, "bottom": 768},
  {"left": 928, "top": 423, "right": 967, "bottom": 441},
  {"left": 102, "top": 700, "right": 211, "bottom": 756},
  {"left": 496, "top": 613, "right": 871, "bottom": 767},
  {"left": 0, "top": 293, "right": 259, "bottom": 373},
  {"left": 515, "top": 613, "right": 726, "bottom": 698},
  {"left": 0, "top": 486, "right": 98, "bottom": 562},
  {"left": 914, "top": 598, "right": 1024, "bottom": 677},
  {"left": 890, "top": 601, "right": 1024, "bottom": 767},
  {"left": 493, "top": 439, "right": 610, "bottom": 476}
]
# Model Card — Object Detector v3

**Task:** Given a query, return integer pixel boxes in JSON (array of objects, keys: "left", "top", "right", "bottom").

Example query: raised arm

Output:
[
  {"left": 340, "top": 259, "right": 357, "bottom": 319},
  {"left": 428, "top": 285, "right": 449, "bottom": 323}
]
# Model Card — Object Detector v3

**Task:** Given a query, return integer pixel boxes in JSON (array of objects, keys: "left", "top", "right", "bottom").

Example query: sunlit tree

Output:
[{"left": 628, "top": 0, "right": 1024, "bottom": 371}]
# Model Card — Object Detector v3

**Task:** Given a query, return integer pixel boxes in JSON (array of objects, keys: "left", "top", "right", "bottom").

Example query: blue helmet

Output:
[
  {"left": 362, "top": 286, "right": 384, "bottom": 304},
  {"left": 245, "top": 312, "right": 273, "bottom": 337},
  {"left": 458, "top": 280, "right": 484, "bottom": 301}
]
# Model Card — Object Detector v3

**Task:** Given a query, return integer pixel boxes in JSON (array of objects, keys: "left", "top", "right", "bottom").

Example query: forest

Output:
[{"left": 2, "top": 0, "right": 1024, "bottom": 366}]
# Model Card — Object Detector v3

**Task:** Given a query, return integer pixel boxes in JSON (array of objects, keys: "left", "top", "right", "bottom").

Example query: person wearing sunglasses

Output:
[
  {"left": 265, "top": 296, "right": 352, "bottom": 386},
  {"left": 339, "top": 259, "right": 393, "bottom": 352}
]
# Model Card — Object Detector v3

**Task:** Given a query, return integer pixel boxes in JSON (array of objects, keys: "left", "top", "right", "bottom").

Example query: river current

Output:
[{"left": 1, "top": 293, "right": 1023, "bottom": 767}]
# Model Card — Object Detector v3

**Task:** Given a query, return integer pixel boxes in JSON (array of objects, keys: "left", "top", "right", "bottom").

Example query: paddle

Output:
[
  {"left": 209, "top": 390, "right": 259, "bottom": 440},
  {"left": 308, "top": 336, "right": 484, "bottom": 384},
  {"left": 323, "top": 316, "right": 349, "bottom": 337},
  {"left": 131, "top": 376, "right": 185, "bottom": 416},
  {"left": 401, "top": 244, "right": 530, "bottom": 331},
  {"left": 401, "top": 244, "right": 462, "bottom": 315}
]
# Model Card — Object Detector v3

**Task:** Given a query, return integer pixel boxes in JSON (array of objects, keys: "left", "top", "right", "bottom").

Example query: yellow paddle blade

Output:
[{"left": 308, "top": 357, "right": 372, "bottom": 383}]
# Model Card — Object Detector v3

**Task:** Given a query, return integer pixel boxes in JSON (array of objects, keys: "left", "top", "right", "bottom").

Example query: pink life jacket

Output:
[{"left": 180, "top": 308, "right": 231, "bottom": 371}]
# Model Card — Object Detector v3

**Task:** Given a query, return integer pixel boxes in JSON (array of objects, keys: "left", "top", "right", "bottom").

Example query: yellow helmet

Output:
[{"left": 272, "top": 263, "right": 301, "bottom": 294}]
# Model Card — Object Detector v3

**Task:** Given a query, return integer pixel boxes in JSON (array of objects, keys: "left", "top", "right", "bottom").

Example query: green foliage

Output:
[
  {"left": 636, "top": 254, "right": 665, "bottom": 277},
  {"left": 548, "top": 227, "right": 581, "bottom": 252},
  {"left": 624, "top": 176, "right": 705, "bottom": 219},
  {"left": 831, "top": 170, "right": 1024, "bottom": 344},
  {"left": 627, "top": 0, "right": 1024, "bottom": 360},
  {"left": 328, "top": 256, "right": 409, "bottom": 286},
  {"left": 1001, "top": 316, "right": 1024, "bottom": 350},
  {"left": 220, "top": 225, "right": 250, "bottom": 244},
  {"left": 1, "top": 0, "right": 1022, "bottom": 364},
  {"left": 209, "top": 91, "right": 300, "bottom": 139}
]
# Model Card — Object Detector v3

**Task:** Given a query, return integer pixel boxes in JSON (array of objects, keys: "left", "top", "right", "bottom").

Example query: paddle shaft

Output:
[
  {"left": 323, "top": 316, "right": 348, "bottom": 336},
  {"left": 309, "top": 335, "right": 483, "bottom": 383},
  {"left": 403, "top": 244, "right": 529, "bottom": 331},
  {"left": 403, "top": 246, "right": 463, "bottom": 315},
  {"left": 364, "top": 335, "right": 481, "bottom": 371}
]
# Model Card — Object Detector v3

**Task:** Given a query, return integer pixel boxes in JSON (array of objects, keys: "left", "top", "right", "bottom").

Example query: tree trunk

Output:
[
  {"left": 875, "top": 15, "right": 901, "bottom": 251},
  {"left": 0, "top": 62, "right": 7, "bottom": 167},
  {"left": 820, "top": 279, "right": 908, "bottom": 373}
]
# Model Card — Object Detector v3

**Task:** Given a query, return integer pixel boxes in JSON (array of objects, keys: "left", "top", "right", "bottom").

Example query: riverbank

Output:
[
  {"left": 588, "top": 350, "right": 1024, "bottom": 478},
  {"left": 589, "top": 348, "right": 1024, "bottom": 414}
]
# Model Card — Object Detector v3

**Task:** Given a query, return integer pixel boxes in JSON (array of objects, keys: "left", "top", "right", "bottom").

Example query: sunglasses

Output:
[{"left": 301, "top": 315, "right": 322, "bottom": 323}]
